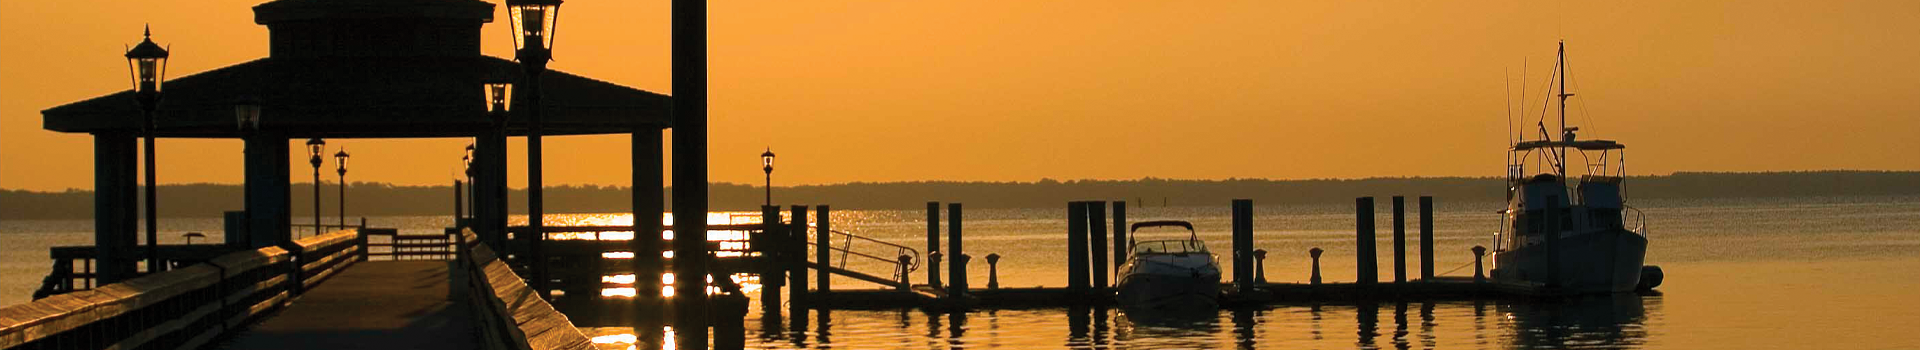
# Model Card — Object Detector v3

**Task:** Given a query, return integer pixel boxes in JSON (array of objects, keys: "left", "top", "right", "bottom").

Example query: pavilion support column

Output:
[
  {"left": 244, "top": 132, "right": 292, "bottom": 249},
  {"left": 477, "top": 132, "right": 510, "bottom": 251},
  {"left": 630, "top": 128, "right": 665, "bottom": 345},
  {"left": 93, "top": 132, "right": 138, "bottom": 284}
]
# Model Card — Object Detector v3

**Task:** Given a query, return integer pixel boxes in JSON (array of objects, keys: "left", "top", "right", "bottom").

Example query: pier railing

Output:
[
  {"left": 0, "top": 229, "right": 362, "bottom": 350},
  {"left": 455, "top": 229, "right": 596, "bottom": 350}
]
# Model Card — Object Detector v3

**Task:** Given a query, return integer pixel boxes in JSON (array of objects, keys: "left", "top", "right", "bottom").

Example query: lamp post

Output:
[
  {"left": 306, "top": 138, "right": 326, "bottom": 237},
  {"left": 483, "top": 79, "right": 513, "bottom": 250},
  {"left": 335, "top": 149, "right": 349, "bottom": 229},
  {"left": 126, "top": 26, "right": 170, "bottom": 273},
  {"left": 507, "top": 0, "right": 561, "bottom": 299},
  {"left": 761, "top": 149, "right": 775, "bottom": 206},
  {"left": 464, "top": 144, "right": 475, "bottom": 222}
]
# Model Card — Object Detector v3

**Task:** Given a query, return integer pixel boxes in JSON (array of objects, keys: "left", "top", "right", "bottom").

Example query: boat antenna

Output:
[{"left": 1505, "top": 68, "right": 1515, "bottom": 147}]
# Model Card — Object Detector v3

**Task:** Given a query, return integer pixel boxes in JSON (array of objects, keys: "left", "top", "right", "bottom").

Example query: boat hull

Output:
[
  {"left": 1491, "top": 228, "right": 1648, "bottom": 294},
  {"left": 1116, "top": 272, "right": 1220, "bottom": 311}
]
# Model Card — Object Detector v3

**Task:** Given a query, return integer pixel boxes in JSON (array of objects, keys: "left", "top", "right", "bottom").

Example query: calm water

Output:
[{"left": 4, "top": 195, "right": 1918, "bottom": 349}]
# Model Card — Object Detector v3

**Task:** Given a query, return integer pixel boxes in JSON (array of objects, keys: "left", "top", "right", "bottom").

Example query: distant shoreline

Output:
[{"left": 4, "top": 170, "right": 1917, "bottom": 220}]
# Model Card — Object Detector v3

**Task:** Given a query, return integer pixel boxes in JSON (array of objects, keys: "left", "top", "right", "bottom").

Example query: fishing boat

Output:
[
  {"left": 1490, "top": 42, "right": 1660, "bottom": 294},
  {"left": 1116, "top": 221, "right": 1221, "bottom": 310}
]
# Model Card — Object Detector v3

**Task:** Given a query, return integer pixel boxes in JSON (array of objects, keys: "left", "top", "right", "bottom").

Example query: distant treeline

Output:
[{"left": 3, "top": 171, "right": 1916, "bottom": 220}]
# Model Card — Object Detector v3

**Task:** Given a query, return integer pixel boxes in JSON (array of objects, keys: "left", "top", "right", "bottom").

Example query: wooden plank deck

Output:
[{"left": 214, "top": 261, "right": 474, "bottom": 350}]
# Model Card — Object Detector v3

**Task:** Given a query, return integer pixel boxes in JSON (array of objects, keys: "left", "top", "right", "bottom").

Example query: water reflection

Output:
[{"left": 575, "top": 294, "right": 1654, "bottom": 349}]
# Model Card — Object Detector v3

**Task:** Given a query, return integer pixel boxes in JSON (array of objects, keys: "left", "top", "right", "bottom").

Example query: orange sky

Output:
[{"left": 3, "top": 0, "right": 1917, "bottom": 192}]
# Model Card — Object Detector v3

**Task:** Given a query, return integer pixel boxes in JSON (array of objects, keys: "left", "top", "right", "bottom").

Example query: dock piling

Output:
[
  {"left": 927, "top": 202, "right": 941, "bottom": 289},
  {"left": 817, "top": 205, "right": 832, "bottom": 294},
  {"left": 947, "top": 203, "right": 966, "bottom": 298},
  {"left": 1356, "top": 197, "right": 1378, "bottom": 285},
  {"left": 986, "top": 253, "right": 1001, "bottom": 289},
  {"left": 928, "top": 252, "right": 943, "bottom": 289},
  {"left": 1420, "top": 196, "right": 1435, "bottom": 281},
  {"left": 1112, "top": 201, "right": 1128, "bottom": 269},
  {"left": 1066, "top": 202, "right": 1090, "bottom": 293},
  {"left": 1309, "top": 247, "right": 1324, "bottom": 285},
  {"left": 760, "top": 206, "right": 783, "bottom": 315},
  {"left": 1232, "top": 199, "right": 1254, "bottom": 294},
  {"left": 789, "top": 205, "right": 809, "bottom": 311},
  {"left": 1393, "top": 196, "right": 1406, "bottom": 284},
  {"left": 1088, "top": 201, "right": 1109, "bottom": 289}
]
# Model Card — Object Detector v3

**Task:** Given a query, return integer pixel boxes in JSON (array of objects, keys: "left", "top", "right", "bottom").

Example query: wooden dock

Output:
[{"left": 214, "top": 261, "right": 474, "bottom": 350}]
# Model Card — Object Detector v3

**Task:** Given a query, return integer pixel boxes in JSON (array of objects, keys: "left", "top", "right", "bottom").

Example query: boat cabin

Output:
[{"left": 1498, "top": 138, "right": 1640, "bottom": 251}]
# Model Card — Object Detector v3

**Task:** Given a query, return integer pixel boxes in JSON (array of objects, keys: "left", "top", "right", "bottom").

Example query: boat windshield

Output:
[{"left": 1132, "top": 240, "right": 1207, "bottom": 254}]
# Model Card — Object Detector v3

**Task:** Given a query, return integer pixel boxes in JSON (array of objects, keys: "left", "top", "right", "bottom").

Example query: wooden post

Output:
[
  {"left": 1066, "top": 202, "right": 1089, "bottom": 293},
  {"left": 759, "top": 206, "right": 782, "bottom": 315},
  {"left": 789, "top": 205, "right": 809, "bottom": 310},
  {"left": 1356, "top": 197, "right": 1377, "bottom": 285},
  {"left": 1393, "top": 196, "right": 1406, "bottom": 284},
  {"left": 632, "top": 129, "right": 665, "bottom": 343},
  {"left": 1087, "top": 201, "right": 1108, "bottom": 289},
  {"left": 1420, "top": 196, "right": 1435, "bottom": 281},
  {"left": 1112, "top": 201, "right": 1127, "bottom": 269},
  {"left": 817, "top": 205, "right": 832, "bottom": 294},
  {"left": 927, "top": 202, "right": 941, "bottom": 289},
  {"left": 947, "top": 203, "right": 966, "bottom": 298},
  {"left": 1232, "top": 199, "right": 1254, "bottom": 294},
  {"left": 671, "top": 0, "right": 711, "bottom": 344},
  {"left": 94, "top": 132, "right": 138, "bottom": 284}
]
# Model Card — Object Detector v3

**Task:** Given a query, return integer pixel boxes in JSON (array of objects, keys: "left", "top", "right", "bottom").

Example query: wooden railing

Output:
[
  {"left": 355, "top": 228, "right": 455, "bottom": 261},
  {"left": 0, "top": 230, "right": 360, "bottom": 350},
  {"left": 456, "top": 229, "right": 596, "bottom": 350}
]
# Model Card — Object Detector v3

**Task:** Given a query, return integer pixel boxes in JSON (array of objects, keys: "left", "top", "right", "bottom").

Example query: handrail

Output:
[
  {"left": 1, "top": 240, "right": 308, "bottom": 350},
  {"left": 456, "top": 229, "right": 596, "bottom": 350},
  {"left": 1626, "top": 205, "right": 1649, "bottom": 236}
]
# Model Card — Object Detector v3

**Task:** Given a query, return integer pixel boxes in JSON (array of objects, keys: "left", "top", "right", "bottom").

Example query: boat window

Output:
[{"left": 1132, "top": 240, "right": 1206, "bottom": 254}]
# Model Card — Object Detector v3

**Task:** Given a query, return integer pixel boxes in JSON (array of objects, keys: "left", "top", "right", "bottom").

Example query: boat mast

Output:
[{"left": 1556, "top": 41, "right": 1571, "bottom": 181}]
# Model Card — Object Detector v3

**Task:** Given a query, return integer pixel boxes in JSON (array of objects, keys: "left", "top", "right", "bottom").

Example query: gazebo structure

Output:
[{"left": 40, "top": 0, "right": 671, "bottom": 291}]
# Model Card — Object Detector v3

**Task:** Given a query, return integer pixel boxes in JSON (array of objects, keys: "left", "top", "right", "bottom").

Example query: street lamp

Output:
[
  {"left": 335, "top": 149, "right": 350, "bottom": 229},
  {"left": 464, "top": 144, "right": 476, "bottom": 222},
  {"left": 481, "top": 78, "right": 512, "bottom": 250},
  {"left": 761, "top": 149, "right": 775, "bottom": 206},
  {"left": 306, "top": 138, "right": 326, "bottom": 236},
  {"left": 127, "top": 25, "right": 170, "bottom": 273},
  {"left": 507, "top": 0, "right": 561, "bottom": 299}
]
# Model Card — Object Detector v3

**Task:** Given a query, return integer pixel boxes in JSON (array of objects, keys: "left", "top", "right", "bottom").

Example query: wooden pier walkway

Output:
[{"left": 215, "top": 261, "right": 474, "bottom": 350}]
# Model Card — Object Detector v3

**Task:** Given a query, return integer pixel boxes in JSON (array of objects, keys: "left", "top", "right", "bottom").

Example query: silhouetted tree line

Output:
[{"left": 2, "top": 171, "right": 1915, "bottom": 220}]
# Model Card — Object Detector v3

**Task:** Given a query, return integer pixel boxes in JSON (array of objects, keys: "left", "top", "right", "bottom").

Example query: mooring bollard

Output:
[
  {"left": 1309, "top": 247, "right": 1325, "bottom": 285},
  {"left": 928, "top": 251, "right": 944, "bottom": 289},
  {"left": 986, "top": 253, "right": 1001, "bottom": 289},
  {"left": 897, "top": 254, "right": 914, "bottom": 291},
  {"left": 1471, "top": 245, "right": 1487, "bottom": 283},
  {"left": 1253, "top": 249, "right": 1268, "bottom": 284}
]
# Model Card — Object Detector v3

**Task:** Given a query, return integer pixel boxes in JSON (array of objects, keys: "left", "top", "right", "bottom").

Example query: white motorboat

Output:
[
  {"left": 1116, "top": 221, "right": 1221, "bottom": 310},
  {"left": 1490, "top": 42, "right": 1659, "bottom": 294}
]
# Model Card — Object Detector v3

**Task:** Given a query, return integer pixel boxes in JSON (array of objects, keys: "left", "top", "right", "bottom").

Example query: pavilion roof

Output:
[{"left": 42, "top": 56, "right": 671, "bottom": 138}]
